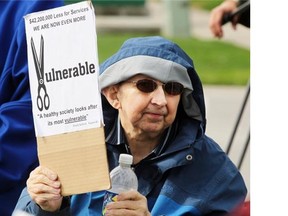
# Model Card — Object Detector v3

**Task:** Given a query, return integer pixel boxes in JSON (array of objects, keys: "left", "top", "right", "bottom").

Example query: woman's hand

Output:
[
  {"left": 26, "top": 166, "right": 63, "bottom": 212},
  {"left": 105, "top": 190, "right": 151, "bottom": 216},
  {"left": 209, "top": 0, "right": 239, "bottom": 38}
]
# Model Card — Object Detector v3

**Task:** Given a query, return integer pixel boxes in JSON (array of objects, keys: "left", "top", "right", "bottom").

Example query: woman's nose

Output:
[{"left": 150, "top": 86, "right": 167, "bottom": 106}]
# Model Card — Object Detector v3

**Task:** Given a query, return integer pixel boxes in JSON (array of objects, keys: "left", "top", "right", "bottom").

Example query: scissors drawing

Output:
[{"left": 31, "top": 35, "right": 50, "bottom": 111}]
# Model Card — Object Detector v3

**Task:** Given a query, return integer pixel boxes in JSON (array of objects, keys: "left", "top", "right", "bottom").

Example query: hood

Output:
[{"left": 99, "top": 36, "right": 206, "bottom": 130}]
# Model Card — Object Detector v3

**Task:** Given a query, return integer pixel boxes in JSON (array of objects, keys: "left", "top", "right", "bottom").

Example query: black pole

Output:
[{"left": 226, "top": 82, "right": 250, "bottom": 154}]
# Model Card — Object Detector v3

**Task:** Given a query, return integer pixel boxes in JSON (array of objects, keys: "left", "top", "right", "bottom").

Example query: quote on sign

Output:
[{"left": 40, "top": 104, "right": 98, "bottom": 127}]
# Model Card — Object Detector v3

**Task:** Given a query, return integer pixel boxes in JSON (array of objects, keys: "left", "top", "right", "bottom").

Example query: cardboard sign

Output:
[{"left": 24, "top": 1, "right": 110, "bottom": 195}]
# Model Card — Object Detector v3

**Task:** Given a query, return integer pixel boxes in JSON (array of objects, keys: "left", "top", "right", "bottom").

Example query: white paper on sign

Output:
[{"left": 24, "top": 1, "right": 103, "bottom": 137}]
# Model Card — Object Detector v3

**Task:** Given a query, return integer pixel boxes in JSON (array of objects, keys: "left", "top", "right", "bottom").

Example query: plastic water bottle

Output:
[{"left": 102, "top": 154, "right": 138, "bottom": 215}]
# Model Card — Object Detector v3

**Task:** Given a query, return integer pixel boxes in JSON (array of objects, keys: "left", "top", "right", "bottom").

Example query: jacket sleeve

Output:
[
  {"left": 14, "top": 187, "right": 71, "bottom": 216},
  {"left": 0, "top": 8, "right": 38, "bottom": 214},
  {"left": 202, "top": 137, "right": 247, "bottom": 213},
  {"left": 0, "top": 1, "right": 64, "bottom": 215},
  {"left": 188, "top": 135, "right": 247, "bottom": 214},
  {"left": 237, "top": 0, "right": 250, "bottom": 27}
]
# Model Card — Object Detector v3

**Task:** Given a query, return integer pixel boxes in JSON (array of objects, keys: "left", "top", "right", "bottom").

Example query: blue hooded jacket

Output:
[
  {"left": 15, "top": 36, "right": 247, "bottom": 216},
  {"left": 0, "top": 1, "right": 64, "bottom": 215}
]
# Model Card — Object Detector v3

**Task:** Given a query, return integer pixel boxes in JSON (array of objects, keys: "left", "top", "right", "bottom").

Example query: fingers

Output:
[
  {"left": 27, "top": 166, "right": 62, "bottom": 212},
  {"left": 27, "top": 166, "right": 61, "bottom": 194},
  {"left": 105, "top": 190, "right": 150, "bottom": 216},
  {"left": 116, "top": 190, "right": 142, "bottom": 201},
  {"left": 232, "top": 15, "right": 240, "bottom": 30},
  {"left": 209, "top": 0, "right": 238, "bottom": 38},
  {"left": 209, "top": 7, "right": 225, "bottom": 38},
  {"left": 28, "top": 166, "right": 59, "bottom": 187}
]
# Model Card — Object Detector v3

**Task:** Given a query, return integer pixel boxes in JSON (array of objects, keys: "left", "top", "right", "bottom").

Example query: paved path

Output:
[
  {"left": 190, "top": 8, "right": 250, "bottom": 49},
  {"left": 96, "top": 0, "right": 250, "bottom": 49}
]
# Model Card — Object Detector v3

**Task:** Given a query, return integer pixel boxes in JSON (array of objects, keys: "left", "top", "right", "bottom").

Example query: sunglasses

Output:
[{"left": 130, "top": 79, "right": 184, "bottom": 95}]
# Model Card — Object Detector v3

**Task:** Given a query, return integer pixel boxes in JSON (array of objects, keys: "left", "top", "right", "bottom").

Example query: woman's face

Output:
[{"left": 115, "top": 75, "right": 181, "bottom": 137}]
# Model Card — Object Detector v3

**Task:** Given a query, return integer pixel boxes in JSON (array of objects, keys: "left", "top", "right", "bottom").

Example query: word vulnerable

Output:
[{"left": 45, "top": 61, "right": 96, "bottom": 83}]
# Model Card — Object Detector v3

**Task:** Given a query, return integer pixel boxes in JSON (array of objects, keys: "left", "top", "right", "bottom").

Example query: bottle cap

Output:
[{"left": 119, "top": 154, "right": 133, "bottom": 165}]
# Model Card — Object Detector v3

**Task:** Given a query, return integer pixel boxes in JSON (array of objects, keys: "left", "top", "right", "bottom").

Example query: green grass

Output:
[
  {"left": 190, "top": 0, "right": 223, "bottom": 11},
  {"left": 97, "top": 33, "right": 250, "bottom": 85}
]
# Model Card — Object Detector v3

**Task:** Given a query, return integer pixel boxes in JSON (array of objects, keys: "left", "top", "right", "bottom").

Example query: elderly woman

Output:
[{"left": 15, "top": 36, "right": 247, "bottom": 215}]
